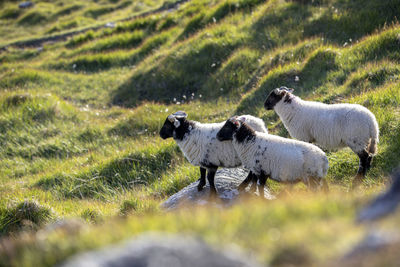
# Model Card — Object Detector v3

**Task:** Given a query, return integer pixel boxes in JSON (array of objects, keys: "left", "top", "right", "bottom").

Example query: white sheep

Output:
[
  {"left": 217, "top": 117, "right": 329, "bottom": 196},
  {"left": 264, "top": 87, "right": 379, "bottom": 187},
  {"left": 159, "top": 111, "right": 268, "bottom": 195}
]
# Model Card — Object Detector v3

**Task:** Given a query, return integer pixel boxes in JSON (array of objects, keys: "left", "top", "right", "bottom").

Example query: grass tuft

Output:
[{"left": 0, "top": 200, "right": 54, "bottom": 236}]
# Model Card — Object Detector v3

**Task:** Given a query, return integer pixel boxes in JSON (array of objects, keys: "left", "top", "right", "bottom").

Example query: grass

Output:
[{"left": 1, "top": 0, "right": 400, "bottom": 266}]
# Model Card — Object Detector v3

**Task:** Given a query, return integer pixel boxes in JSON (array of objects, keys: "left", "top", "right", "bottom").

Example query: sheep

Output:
[
  {"left": 264, "top": 87, "right": 379, "bottom": 188},
  {"left": 216, "top": 116, "right": 329, "bottom": 197},
  {"left": 159, "top": 111, "right": 268, "bottom": 196}
]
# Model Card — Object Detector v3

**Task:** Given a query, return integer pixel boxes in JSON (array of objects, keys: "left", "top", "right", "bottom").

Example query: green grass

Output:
[{"left": 1, "top": 0, "right": 400, "bottom": 266}]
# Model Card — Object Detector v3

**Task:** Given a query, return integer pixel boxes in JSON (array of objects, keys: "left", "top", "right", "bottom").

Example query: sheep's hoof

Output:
[
  {"left": 238, "top": 184, "right": 247, "bottom": 192},
  {"left": 321, "top": 180, "right": 329, "bottom": 193},
  {"left": 208, "top": 190, "right": 218, "bottom": 200},
  {"left": 197, "top": 183, "right": 205, "bottom": 192}
]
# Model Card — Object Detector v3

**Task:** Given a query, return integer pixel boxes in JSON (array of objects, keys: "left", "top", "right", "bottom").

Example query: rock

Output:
[
  {"left": 357, "top": 170, "right": 400, "bottom": 223},
  {"left": 339, "top": 230, "right": 400, "bottom": 266},
  {"left": 19, "top": 2, "right": 34, "bottom": 8},
  {"left": 161, "top": 168, "right": 274, "bottom": 210},
  {"left": 60, "top": 233, "right": 261, "bottom": 267},
  {"left": 41, "top": 218, "right": 86, "bottom": 235},
  {"left": 104, "top": 22, "right": 116, "bottom": 28}
]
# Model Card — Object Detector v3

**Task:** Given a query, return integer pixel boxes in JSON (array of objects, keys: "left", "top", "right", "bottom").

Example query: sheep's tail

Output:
[{"left": 367, "top": 118, "right": 379, "bottom": 155}]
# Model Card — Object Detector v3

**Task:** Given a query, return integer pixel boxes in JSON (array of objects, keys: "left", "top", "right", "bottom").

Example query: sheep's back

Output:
[
  {"left": 248, "top": 134, "right": 307, "bottom": 182},
  {"left": 177, "top": 122, "right": 241, "bottom": 168}
]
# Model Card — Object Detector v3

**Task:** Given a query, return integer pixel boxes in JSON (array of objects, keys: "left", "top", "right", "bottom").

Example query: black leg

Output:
[
  {"left": 238, "top": 171, "right": 254, "bottom": 191},
  {"left": 207, "top": 167, "right": 218, "bottom": 196},
  {"left": 352, "top": 150, "right": 369, "bottom": 189},
  {"left": 366, "top": 155, "right": 373, "bottom": 171},
  {"left": 357, "top": 150, "right": 369, "bottom": 176},
  {"left": 197, "top": 167, "right": 207, "bottom": 191},
  {"left": 258, "top": 172, "right": 267, "bottom": 198}
]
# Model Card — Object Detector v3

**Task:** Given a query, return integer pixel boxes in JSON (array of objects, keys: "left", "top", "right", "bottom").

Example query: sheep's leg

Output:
[
  {"left": 357, "top": 150, "right": 369, "bottom": 176},
  {"left": 207, "top": 167, "right": 218, "bottom": 197},
  {"left": 352, "top": 150, "right": 369, "bottom": 189},
  {"left": 306, "top": 177, "right": 319, "bottom": 192},
  {"left": 258, "top": 173, "right": 268, "bottom": 198},
  {"left": 249, "top": 175, "right": 258, "bottom": 193},
  {"left": 197, "top": 167, "right": 207, "bottom": 191},
  {"left": 366, "top": 154, "right": 374, "bottom": 171},
  {"left": 238, "top": 171, "right": 255, "bottom": 192},
  {"left": 321, "top": 179, "right": 329, "bottom": 193}
]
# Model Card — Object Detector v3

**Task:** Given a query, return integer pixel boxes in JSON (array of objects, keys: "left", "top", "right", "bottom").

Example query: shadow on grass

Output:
[
  {"left": 250, "top": 0, "right": 400, "bottom": 48},
  {"left": 35, "top": 144, "right": 182, "bottom": 199},
  {"left": 236, "top": 49, "right": 338, "bottom": 115},
  {"left": 111, "top": 41, "right": 237, "bottom": 107}
]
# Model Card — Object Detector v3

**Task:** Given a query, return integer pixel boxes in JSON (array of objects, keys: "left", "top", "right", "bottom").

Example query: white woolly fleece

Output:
[
  {"left": 175, "top": 115, "right": 267, "bottom": 168},
  {"left": 274, "top": 96, "right": 379, "bottom": 154},
  {"left": 232, "top": 131, "right": 329, "bottom": 183}
]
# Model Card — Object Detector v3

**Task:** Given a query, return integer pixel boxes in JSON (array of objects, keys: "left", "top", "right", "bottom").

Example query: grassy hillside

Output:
[{"left": 1, "top": 0, "right": 400, "bottom": 266}]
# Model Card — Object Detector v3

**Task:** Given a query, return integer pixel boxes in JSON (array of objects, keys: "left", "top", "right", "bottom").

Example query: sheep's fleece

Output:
[
  {"left": 273, "top": 91, "right": 379, "bottom": 154},
  {"left": 232, "top": 127, "right": 329, "bottom": 183},
  {"left": 176, "top": 116, "right": 267, "bottom": 168}
]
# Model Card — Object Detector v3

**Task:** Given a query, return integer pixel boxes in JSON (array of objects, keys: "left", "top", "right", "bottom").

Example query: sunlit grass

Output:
[{"left": 1, "top": 0, "right": 400, "bottom": 265}]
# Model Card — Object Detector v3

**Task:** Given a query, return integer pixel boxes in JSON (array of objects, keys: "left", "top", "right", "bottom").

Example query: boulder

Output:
[
  {"left": 357, "top": 170, "right": 400, "bottom": 223},
  {"left": 61, "top": 233, "right": 262, "bottom": 267},
  {"left": 161, "top": 168, "right": 274, "bottom": 210}
]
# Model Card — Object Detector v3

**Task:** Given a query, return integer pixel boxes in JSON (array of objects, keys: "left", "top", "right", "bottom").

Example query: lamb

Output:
[
  {"left": 216, "top": 117, "right": 329, "bottom": 197},
  {"left": 159, "top": 111, "right": 268, "bottom": 196},
  {"left": 264, "top": 87, "right": 379, "bottom": 188}
]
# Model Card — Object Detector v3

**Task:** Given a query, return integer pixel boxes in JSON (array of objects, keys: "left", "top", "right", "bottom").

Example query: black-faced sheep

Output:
[
  {"left": 264, "top": 87, "right": 379, "bottom": 188},
  {"left": 159, "top": 111, "right": 268, "bottom": 196},
  {"left": 216, "top": 117, "right": 329, "bottom": 197}
]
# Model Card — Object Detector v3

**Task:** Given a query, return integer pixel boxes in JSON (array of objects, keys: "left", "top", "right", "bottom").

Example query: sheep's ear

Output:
[
  {"left": 174, "top": 120, "right": 181, "bottom": 128},
  {"left": 238, "top": 116, "right": 246, "bottom": 123},
  {"left": 287, "top": 88, "right": 294, "bottom": 93},
  {"left": 168, "top": 115, "right": 175, "bottom": 122},
  {"left": 173, "top": 111, "right": 187, "bottom": 119}
]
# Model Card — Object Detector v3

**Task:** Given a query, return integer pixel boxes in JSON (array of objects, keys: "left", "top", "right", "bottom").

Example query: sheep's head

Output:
[
  {"left": 264, "top": 86, "right": 294, "bottom": 110},
  {"left": 217, "top": 116, "right": 244, "bottom": 141},
  {"left": 159, "top": 111, "right": 188, "bottom": 139}
]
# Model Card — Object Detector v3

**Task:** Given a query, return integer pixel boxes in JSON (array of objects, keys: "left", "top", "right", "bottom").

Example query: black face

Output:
[
  {"left": 264, "top": 89, "right": 286, "bottom": 110},
  {"left": 217, "top": 119, "right": 239, "bottom": 141},
  {"left": 159, "top": 118, "right": 175, "bottom": 139}
]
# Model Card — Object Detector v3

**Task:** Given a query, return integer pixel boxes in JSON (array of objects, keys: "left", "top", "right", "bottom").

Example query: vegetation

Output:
[{"left": 1, "top": 0, "right": 400, "bottom": 266}]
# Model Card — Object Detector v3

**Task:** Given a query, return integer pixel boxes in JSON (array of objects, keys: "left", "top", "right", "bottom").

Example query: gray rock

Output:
[
  {"left": 342, "top": 230, "right": 400, "bottom": 261},
  {"left": 60, "top": 233, "right": 261, "bottom": 267},
  {"left": 161, "top": 168, "right": 274, "bottom": 210},
  {"left": 19, "top": 2, "right": 34, "bottom": 8},
  {"left": 42, "top": 218, "right": 86, "bottom": 235},
  {"left": 357, "top": 170, "right": 400, "bottom": 223}
]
